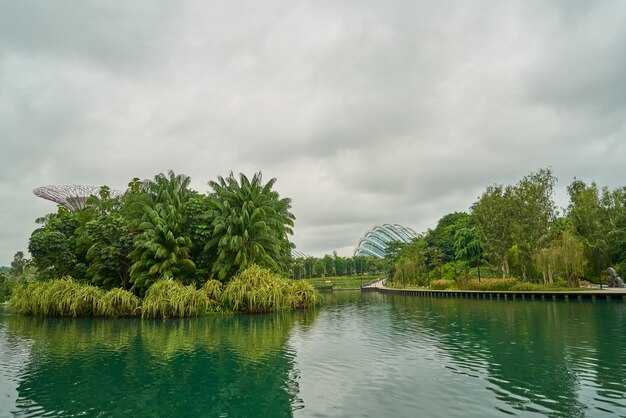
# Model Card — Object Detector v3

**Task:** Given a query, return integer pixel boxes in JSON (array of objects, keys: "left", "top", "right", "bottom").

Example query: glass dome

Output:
[{"left": 353, "top": 224, "right": 418, "bottom": 258}]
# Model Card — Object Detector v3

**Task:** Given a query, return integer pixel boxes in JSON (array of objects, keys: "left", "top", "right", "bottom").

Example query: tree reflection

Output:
[
  {"left": 3, "top": 308, "right": 319, "bottom": 417},
  {"left": 386, "top": 295, "right": 625, "bottom": 416}
]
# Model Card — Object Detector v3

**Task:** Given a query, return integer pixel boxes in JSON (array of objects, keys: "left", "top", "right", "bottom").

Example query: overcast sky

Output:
[{"left": 1, "top": 0, "right": 625, "bottom": 265}]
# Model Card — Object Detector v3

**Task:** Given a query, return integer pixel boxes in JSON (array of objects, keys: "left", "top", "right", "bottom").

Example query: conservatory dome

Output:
[{"left": 353, "top": 224, "right": 418, "bottom": 258}]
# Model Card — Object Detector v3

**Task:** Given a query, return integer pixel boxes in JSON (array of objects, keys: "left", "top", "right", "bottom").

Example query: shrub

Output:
[
  {"left": 221, "top": 265, "right": 319, "bottom": 313},
  {"left": 430, "top": 279, "right": 455, "bottom": 290},
  {"left": 96, "top": 288, "right": 141, "bottom": 317},
  {"left": 457, "top": 278, "right": 517, "bottom": 291},
  {"left": 202, "top": 279, "right": 223, "bottom": 302},
  {"left": 9, "top": 277, "right": 103, "bottom": 317},
  {"left": 288, "top": 280, "right": 319, "bottom": 309},
  {"left": 142, "top": 279, "right": 210, "bottom": 319}
]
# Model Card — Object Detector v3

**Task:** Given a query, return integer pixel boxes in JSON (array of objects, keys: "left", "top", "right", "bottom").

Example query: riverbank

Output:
[{"left": 362, "top": 278, "right": 626, "bottom": 301}]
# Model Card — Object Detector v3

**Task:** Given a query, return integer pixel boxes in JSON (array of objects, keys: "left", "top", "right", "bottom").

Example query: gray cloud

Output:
[{"left": 1, "top": 0, "right": 626, "bottom": 262}]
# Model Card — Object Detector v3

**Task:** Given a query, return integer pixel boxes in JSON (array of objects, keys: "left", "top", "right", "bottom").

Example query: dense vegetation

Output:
[
  {"left": 8, "top": 171, "right": 318, "bottom": 316},
  {"left": 387, "top": 169, "right": 626, "bottom": 288},
  {"left": 5, "top": 167, "right": 625, "bottom": 308}
]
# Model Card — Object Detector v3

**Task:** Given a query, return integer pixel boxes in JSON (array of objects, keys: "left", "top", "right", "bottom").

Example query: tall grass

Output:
[
  {"left": 142, "top": 279, "right": 210, "bottom": 319},
  {"left": 9, "top": 277, "right": 104, "bottom": 317},
  {"left": 202, "top": 279, "right": 223, "bottom": 302},
  {"left": 97, "top": 288, "right": 141, "bottom": 317},
  {"left": 288, "top": 280, "right": 319, "bottom": 309},
  {"left": 10, "top": 271, "right": 318, "bottom": 318},
  {"left": 221, "top": 265, "right": 319, "bottom": 313}
]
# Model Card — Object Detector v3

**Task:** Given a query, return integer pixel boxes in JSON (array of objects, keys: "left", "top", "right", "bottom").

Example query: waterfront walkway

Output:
[{"left": 361, "top": 278, "right": 626, "bottom": 301}]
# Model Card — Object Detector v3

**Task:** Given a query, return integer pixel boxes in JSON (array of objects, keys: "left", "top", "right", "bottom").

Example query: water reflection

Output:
[
  {"left": 2, "top": 295, "right": 626, "bottom": 417},
  {"left": 384, "top": 295, "right": 626, "bottom": 417},
  {"left": 1, "top": 307, "right": 319, "bottom": 417}
]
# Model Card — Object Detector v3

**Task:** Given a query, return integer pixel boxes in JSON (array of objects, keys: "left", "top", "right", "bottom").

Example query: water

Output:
[{"left": 1, "top": 292, "right": 625, "bottom": 417}]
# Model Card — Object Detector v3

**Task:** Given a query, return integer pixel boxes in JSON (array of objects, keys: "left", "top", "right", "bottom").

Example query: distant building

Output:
[{"left": 354, "top": 224, "right": 418, "bottom": 258}]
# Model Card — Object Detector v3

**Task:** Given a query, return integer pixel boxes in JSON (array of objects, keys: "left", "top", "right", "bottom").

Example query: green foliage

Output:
[
  {"left": 81, "top": 214, "right": 134, "bottom": 289},
  {"left": 142, "top": 279, "right": 210, "bottom": 319},
  {"left": 425, "top": 212, "right": 472, "bottom": 263},
  {"left": 206, "top": 172, "right": 295, "bottom": 280},
  {"left": 9, "top": 277, "right": 103, "bottom": 317},
  {"left": 10, "top": 251, "right": 29, "bottom": 275},
  {"left": 430, "top": 279, "right": 454, "bottom": 290},
  {"left": 220, "top": 265, "right": 318, "bottom": 313},
  {"left": 0, "top": 270, "right": 17, "bottom": 302},
  {"left": 567, "top": 180, "right": 626, "bottom": 279},
  {"left": 96, "top": 288, "right": 141, "bottom": 317},
  {"left": 128, "top": 171, "right": 196, "bottom": 293},
  {"left": 472, "top": 184, "right": 514, "bottom": 278},
  {"left": 288, "top": 280, "right": 319, "bottom": 309},
  {"left": 201, "top": 279, "right": 223, "bottom": 301}
]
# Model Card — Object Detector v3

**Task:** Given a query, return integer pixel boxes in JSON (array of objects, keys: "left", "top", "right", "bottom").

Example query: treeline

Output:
[
  {"left": 25, "top": 170, "right": 296, "bottom": 295},
  {"left": 290, "top": 252, "right": 386, "bottom": 279},
  {"left": 388, "top": 168, "right": 626, "bottom": 288}
]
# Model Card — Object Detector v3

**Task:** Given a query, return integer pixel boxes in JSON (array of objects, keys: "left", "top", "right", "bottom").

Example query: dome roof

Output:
[{"left": 354, "top": 224, "right": 418, "bottom": 258}]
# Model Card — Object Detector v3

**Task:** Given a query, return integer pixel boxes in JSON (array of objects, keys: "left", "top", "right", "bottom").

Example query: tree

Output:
[
  {"left": 10, "top": 251, "right": 28, "bottom": 276},
  {"left": 205, "top": 172, "right": 295, "bottom": 280},
  {"left": 566, "top": 180, "right": 626, "bottom": 278},
  {"left": 425, "top": 212, "right": 472, "bottom": 263},
  {"left": 454, "top": 226, "right": 483, "bottom": 279},
  {"left": 510, "top": 168, "right": 557, "bottom": 281},
  {"left": 128, "top": 171, "right": 196, "bottom": 293},
  {"left": 472, "top": 185, "right": 514, "bottom": 278}
]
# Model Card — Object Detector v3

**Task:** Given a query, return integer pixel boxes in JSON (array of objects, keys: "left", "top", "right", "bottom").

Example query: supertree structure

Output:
[{"left": 33, "top": 185, "right": 125, "bottom": 211}]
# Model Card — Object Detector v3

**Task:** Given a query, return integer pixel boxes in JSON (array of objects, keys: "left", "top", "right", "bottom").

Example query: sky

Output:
[{"left": 1, "top": 0, "right": 626, "bottom": 265}]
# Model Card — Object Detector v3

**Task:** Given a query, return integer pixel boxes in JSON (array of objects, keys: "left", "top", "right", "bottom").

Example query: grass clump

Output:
[
  {"left": 221, "top": 265, "right": 319, "bottom": 313},
  {"left": 288, "top": 280, "right": 319, "bottom": 309},
  {"left": 142, "top": 279, "right": 210, "bottom": 319},
  {"left": 202, "top": 279, "right": 223, "bottom": 302},
  {"left": 10, "top": 277, "right": 104, "bottom": 317},
  {"left": 96, "top": 288, "right": 141, "bottom": 317}
]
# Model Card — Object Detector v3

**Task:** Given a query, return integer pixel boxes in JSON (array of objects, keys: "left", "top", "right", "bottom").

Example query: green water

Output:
[{"left": 1, "top": 292, "right": 625, "bottom": 417}]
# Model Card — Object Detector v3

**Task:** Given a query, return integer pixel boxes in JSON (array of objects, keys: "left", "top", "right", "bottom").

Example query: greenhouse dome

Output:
[{"left": 353, "top": 224, "right": 418, "bottom": 258}]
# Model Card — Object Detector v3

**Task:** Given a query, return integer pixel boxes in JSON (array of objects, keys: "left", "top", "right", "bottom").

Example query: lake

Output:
[{"left": 1, "top": 291, "right": 625, "bottom": 417}]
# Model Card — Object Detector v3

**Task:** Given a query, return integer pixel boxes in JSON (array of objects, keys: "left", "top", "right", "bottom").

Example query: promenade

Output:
[{"left": 362, "top": 278, "right": 626, "bottom": 301}]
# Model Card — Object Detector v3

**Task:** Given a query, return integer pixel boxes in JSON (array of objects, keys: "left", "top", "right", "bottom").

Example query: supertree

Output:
[{"left": 33, "top": 185, "right": 124, "bottom": 211}]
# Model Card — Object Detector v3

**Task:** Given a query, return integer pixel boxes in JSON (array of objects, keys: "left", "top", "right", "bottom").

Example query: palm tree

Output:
[
  {"left": 127, "top": 171, "right": 196, "bottom": 292},
  {"left": 205, "top": 172, "right": 295, "bottom": 280}
]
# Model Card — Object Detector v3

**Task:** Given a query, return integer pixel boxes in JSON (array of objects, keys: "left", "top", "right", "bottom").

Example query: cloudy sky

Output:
[{"left": 1, "top": 0, "right": 625, "bottom": 264}]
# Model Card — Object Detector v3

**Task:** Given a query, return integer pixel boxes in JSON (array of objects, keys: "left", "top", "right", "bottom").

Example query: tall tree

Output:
[
  {"left": 472, "top": 185, "right": 514, "bottom": 278},
  {"left": 510, "top": 168, "right": 558, "bottom": 281},
  {"left": 127, "top": 171, "right": 196, "bottom": 292},
  {"left": 205, "top": 172, "right": 295, "bottom": 280}
]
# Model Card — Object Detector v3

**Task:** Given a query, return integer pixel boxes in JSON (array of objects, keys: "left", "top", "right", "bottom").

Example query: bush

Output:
[
  {"left": 458, "top": 278, "right": 518, "bottom": 291},
  {"left": 142, "top": 279, "right": 210, "bottom": 319},
  {"left": 10, "top": 277, "right": 104, "bottom": 317},
  {"left": 430, "top": 279, "right": 455, "bottom": 290},
  {"left": 202, "top": 279, "right": 223, "bottom": 302},
  {"left": 221, "top": 265, "right": 319, "bottom": 313},
  {"left": 96, "top": 288, "right": 141, "bottom": 317},
  {"left": 289, "top": 280, "right": 319, "bottom": 309}
]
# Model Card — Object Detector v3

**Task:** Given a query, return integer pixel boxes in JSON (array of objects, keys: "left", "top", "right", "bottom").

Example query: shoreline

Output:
[{"left": 362, "top": 279, "right": 626, "bottom": 301}]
